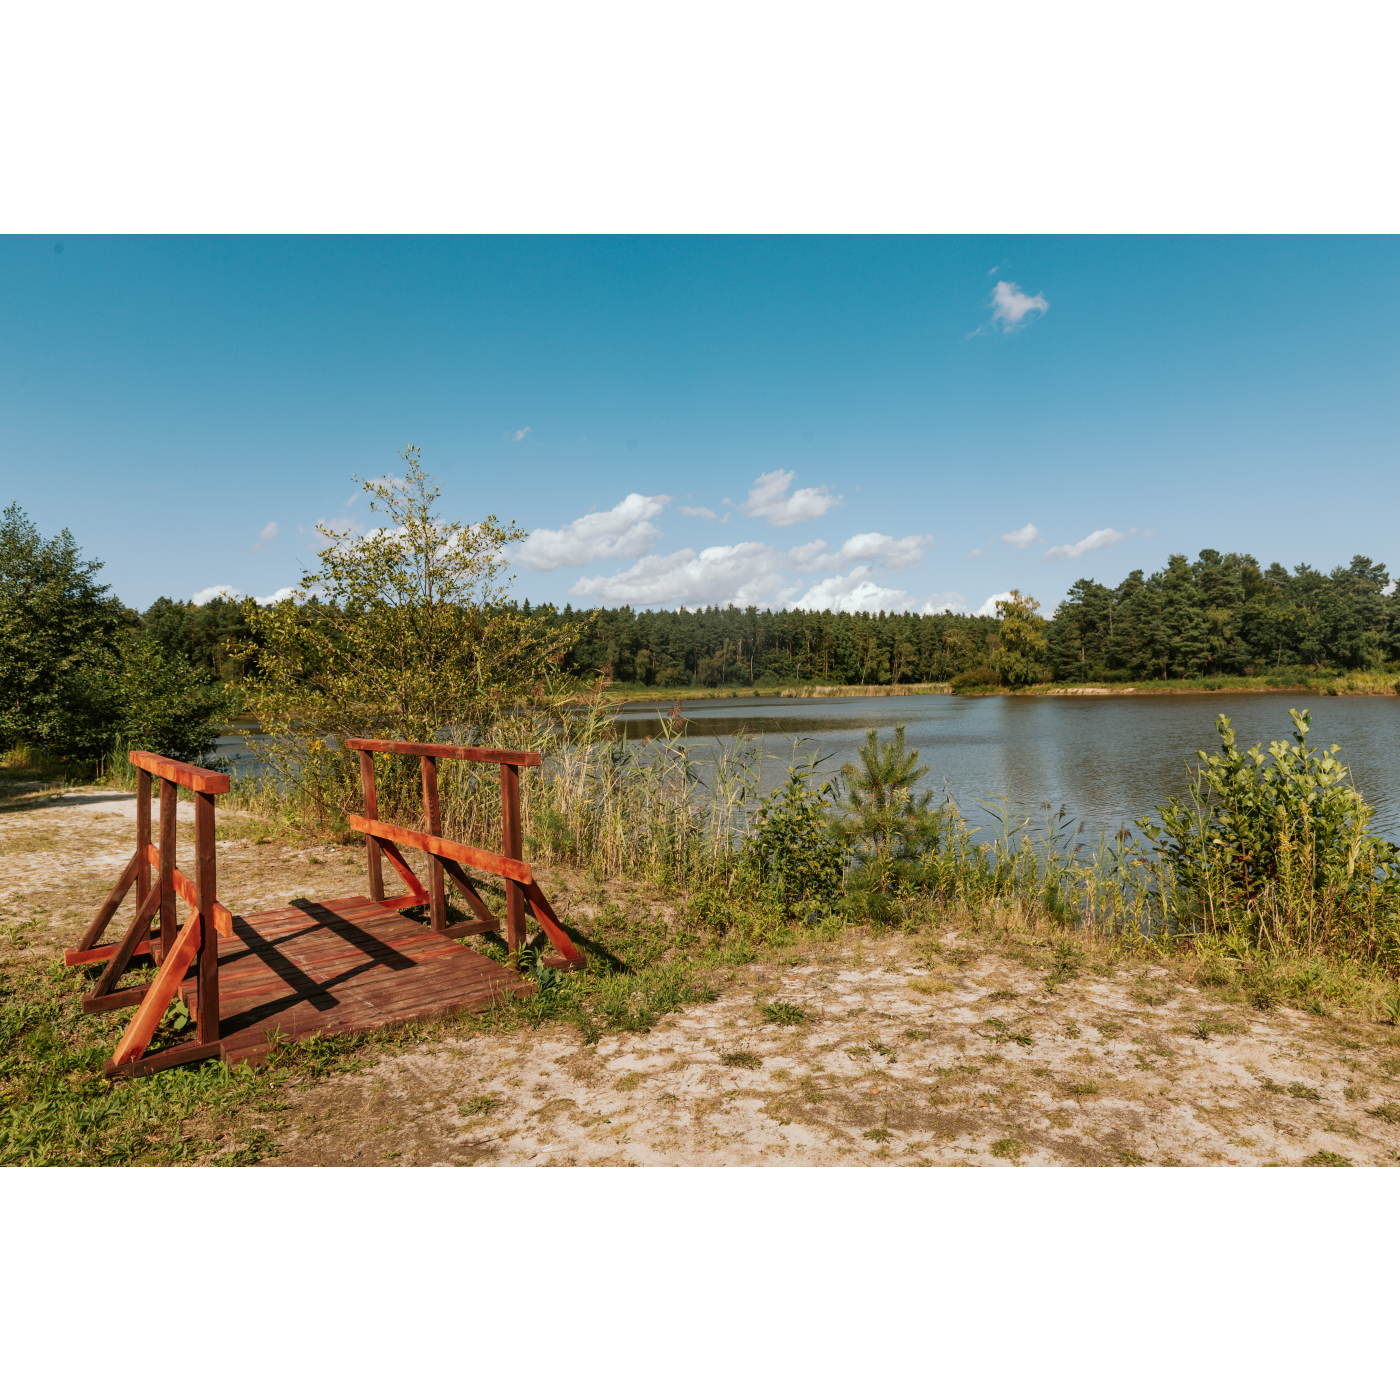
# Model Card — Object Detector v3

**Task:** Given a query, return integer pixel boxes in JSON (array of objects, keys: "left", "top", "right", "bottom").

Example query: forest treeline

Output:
[{"left": 129, "top": 547, "right": 1400, "bottom": 689}]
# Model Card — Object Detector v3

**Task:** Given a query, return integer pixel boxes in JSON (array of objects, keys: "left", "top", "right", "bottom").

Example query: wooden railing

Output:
[
  {"left": 344, "top": 737, "right": 585, "bottom": 969},
  {"left": 66, "top": 752, "right": 231, "bottom": 1074}
]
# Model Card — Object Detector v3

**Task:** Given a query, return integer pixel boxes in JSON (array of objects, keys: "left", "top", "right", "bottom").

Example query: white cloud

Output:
[
  {"left": 922, "top": 592, "right": 968, "bottom": 615},
  {"left": 507, "top": 427, "right": 532, "bottom": 442},
  {"left": 739, "top": 470, "right": 841, "bottom": 526},
  {"left": 315, "top": 516, "right": 361, "bottom": 539},
  {"left": 964, "top": 547, "right": 984, "bottom": 559},
  {"left": 990, "top": 280, "right": 1049, "bottom": 332},
  {"left": 976, "top": 591, "right": 1016, "bottom": 618},
  {"left": 514, "top": 493, "right": 671, "bottom": 572},
  {"left": 793, "top": 568, "right": 915, "bottom": 614},
  {"left": 191, "top": 585, "right": 236, "bottom": 606},
  {"left": 254, "top": 586, "right": 297, "bottom": 606},
  {"left": 787, "top": 533, "right": 931, "bottom": 574},
  {"left": 571, "top": 542, "right": 786, "bottom": 607},
  {"left": 361, "top": 474, "right": 406, "bottom": 493},
  {"left": 258, "top": 520, "right": 279, "bottom": 541},
  {"left": 1044, "top": 527, "right": 1135, "bottom": 562},
  {"left": 679, "top": 505, "right": 718, "bottom": 519},
  {"left": 1001, "top": 522, "right": 1040, "bottom": 549}
]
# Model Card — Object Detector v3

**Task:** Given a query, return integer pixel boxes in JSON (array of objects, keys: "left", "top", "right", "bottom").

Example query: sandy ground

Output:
[{"left": 6, "top": 785, "right": 1400, "bottom": 1167}]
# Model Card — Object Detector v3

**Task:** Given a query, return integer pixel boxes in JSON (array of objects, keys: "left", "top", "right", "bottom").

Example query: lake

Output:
[
  {"left": 212, "top": 691, "right": 1400, "bottom": 844},
  {"left": 611, "top": 691, "right": 1400, "bottom": 843}
]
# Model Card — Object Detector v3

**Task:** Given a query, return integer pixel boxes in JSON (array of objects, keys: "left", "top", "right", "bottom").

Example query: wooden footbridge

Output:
[{"left": 68, "top": 739, "right": 584, "bottom": 1077}]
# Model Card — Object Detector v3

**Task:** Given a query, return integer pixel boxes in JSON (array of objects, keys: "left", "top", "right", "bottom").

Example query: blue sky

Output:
[{"left": 2, "top": 235, "right": 1396, "bottom": 616}]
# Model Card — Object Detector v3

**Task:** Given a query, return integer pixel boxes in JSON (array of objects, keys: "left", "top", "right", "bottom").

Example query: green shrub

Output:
[
  {"left": 742, "top": 751, "right": 844, "bottom": 913},
  {"left": 1142, "top": 709, "right": 1400, "bottom": 957}
]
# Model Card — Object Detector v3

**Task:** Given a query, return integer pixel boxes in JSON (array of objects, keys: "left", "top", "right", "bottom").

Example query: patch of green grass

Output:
[
  {"left": 1065, "top": 1081, "right": 1100, "bottom": 1096},
  {"left": 980, "top": 1017, "right": 1033, "bottom": 1047},
  {"left": 986, "top": 989, "right": 1017, "bottom": 1002},
  {"left": 1302, "top": 1149, "right": 1352, "bottom": 1166},
  {"left": 990, "top": 1137, "right": 1025, "bottom": 1160},
  {"left": 1118, "top": 1149, "right": 1148, "bottom": 1166},
  {"left": 458, "top": 1095, "right": 500, "bottom": 1116},
  {"left": 863, "top": 1127, "right": 891, "bottom": 1143},
  {"left": 902, "top": 1029, "right": 931, "bottom": 1041},
  {"left": 761, "top": 1000, "right": 807, "bottom": 1026},
  {"left": 0, "top": 956, "right": 291, "bottom": 1167},
  {"left": 1366, "top": 1102, "right": 1400, "bottom": 1124},
  {"left": 721, "top": 1049, "right": 762, "bottom": 1070}
]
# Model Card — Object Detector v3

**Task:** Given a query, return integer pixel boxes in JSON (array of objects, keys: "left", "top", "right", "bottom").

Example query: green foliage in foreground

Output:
[{"left": 1143, "top": 709, "right": 1400, "bottom": 959}]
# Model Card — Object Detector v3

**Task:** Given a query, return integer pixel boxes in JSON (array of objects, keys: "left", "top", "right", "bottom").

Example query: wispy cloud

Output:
[
  {"left": 990, "top": 280, "right": 1049, "bottom": 332},
  {"left": 572, "top": 541, "right": 786, "bottom": 608},
  {"left": 787, "top": 533, "right": 931, "bottom": 574},
  {"left": 964, "top": 547, "right": 984, "bottom": 560},
  {"left": 191, "top": 585, "right": 236, "bottom": 606},
  {"left": 739, "top": 470, "right": 841, "bottom": 527},
  {"left": 1001, "top": 522, "right": 1040, "bottom": 549},
  {"left": 255, "top": 586, "right": 297, "bottom": 606},
  {"left": 514, "top": 493, "right": 671, "bottom": 572},
  {"left": 922, "top": 592, "right": 968, "bottom": 615},
  {"left": 679, "top": 505, "right": 717, "bottom": 519},
  {"left": 506, "top": 427, "right": 532, "bottom": 442},
  {"left": 1044, "top": 527, "right": 1135, "bottom": 562},
  {"left": 258, "top": 520, "right": 279, "bottom": 541}
]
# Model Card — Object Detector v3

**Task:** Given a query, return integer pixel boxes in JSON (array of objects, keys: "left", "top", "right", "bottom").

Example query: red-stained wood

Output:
[
  {"left": 499, "top": 762, "right": 525, "bottom": 954},
  {"left": 358, "top": 750, "right": 385, "bottom": 902},
  {"left": 91, "top": 885, "right": 162, "bottom": 999},
  {"left": 344, "top": 736, "right": 542, "bottom": 767},
  {"left": 110, "top": 907, "right": 202, "bottom": 1066},
  {"left": 144, "top": 847, "right": 234, "bottom": 939},
  {"left": 420, "top": 755, "right": 447, "bottom": 932},
  {"left": 347, "top": 813, "right": 533, "bottom": 883},
  {"left": 136, "top": 767, "right": 152, "bottom": 951},
  {"left": 375, "top": 836, "right": 428, "bottom": 904},
  {"left": 438, "top": 858, "right": 498, "bottom": 924},
  {"left": 159, "top": 778, "right": 177, "bottom": 966},
  {"left": 194, "top": 789, "right": 219, "bottom": 1044},
  {"left": 75, "top": 849, "right": 141, "bottom": 953},
  {"left": 103, "top": 1040, "right": 223, "bottom": 1080},
  {"left": 127, "top": 750, "right": 231, "bottom": 794},
  {"left": 378, "top": 892, "right": 428, "bottom": 912},
  {"left": 521, "top": 878, "right": 587, "bottom": 969},
  {"left": 65, "top": 938, "right": 154, "bottom": 968},
  {"left": 83, "top": 985, "right": 151, "bottom": 1013}
]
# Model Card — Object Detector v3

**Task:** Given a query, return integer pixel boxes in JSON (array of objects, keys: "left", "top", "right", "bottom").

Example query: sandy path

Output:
[{"left": 5, "top": 785, "right": 1399, "bottom": 1168}]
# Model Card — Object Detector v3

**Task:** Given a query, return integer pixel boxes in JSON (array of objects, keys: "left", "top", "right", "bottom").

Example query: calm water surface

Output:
[
  {"left": 213, "top": 693, "right": 1400, "bottom": 843},
  {"left": 613, "top": 693, "right": 1400, "bottom": 842}
]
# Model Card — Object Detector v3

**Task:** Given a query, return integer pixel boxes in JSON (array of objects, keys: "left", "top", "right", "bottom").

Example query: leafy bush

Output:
[
  {"left": 742, "top": 750, "right": 844, "bottom": 913},
  {"left": 1142, "top": 709, "right": 1400, "bottom": 953}
]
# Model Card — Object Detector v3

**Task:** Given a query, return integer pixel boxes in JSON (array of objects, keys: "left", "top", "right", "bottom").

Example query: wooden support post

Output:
[
  {"left": 158, "top": 777, "right": 177, "bottom": 971},
  {"left": 500, "top": 762, "right": 525, "bottom": 955},
  {"left": 136, "top": 767, "right": 153, "bottom": 959},
  {"left": 194, "top": 789, "right": 219, "bottom": 1044},
  {"left": 420, "top": 755, "right": 447, "bottom": 932},
  {"left": 359, "top": 750, "right": 385, "bottom": 902}
]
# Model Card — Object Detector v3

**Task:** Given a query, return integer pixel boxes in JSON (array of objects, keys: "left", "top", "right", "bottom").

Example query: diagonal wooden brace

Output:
[
  {"left": 91, "top": 885, "right": 162, "bottom": 999},
  {"left": 110, "top": 907, "right": 202, "bottom": 1067},
  {"left": 76, "top": 849, "right": 141, "bottom": 953}
]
